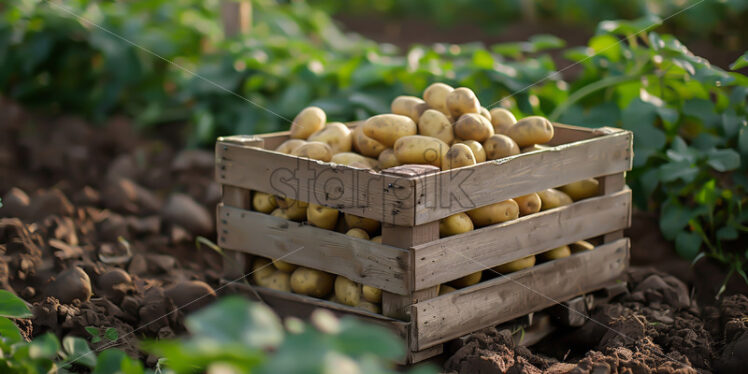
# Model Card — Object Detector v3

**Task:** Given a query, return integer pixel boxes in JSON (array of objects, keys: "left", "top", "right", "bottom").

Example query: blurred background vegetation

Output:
[{"left": 0, "top": 0, "right": 746, "bottom": 284}]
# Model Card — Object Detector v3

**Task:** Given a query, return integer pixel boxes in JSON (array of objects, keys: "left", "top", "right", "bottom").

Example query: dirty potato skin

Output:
[
  {"left": 467, "top": 199, "right": 519, "bottom": 227},
  {"left": 483, "top": 134, "right": 520, "bottom": 160},
  {"left": 493, "top": 255, "right": 536, "bottom": 273},
  {"left": 459, "top": 140, "right": 487, "bottom": 163},
  {"left": 275, "top": 139, "right": 307, "bottom": 154},
  {"left": 540, "top": 245, "right": 571, "bottom": 261},
  {"left": 290, "top": 267, "right": 334, "bottom": 297},
  {"left": 334, "top": 276, "right": 361, "bottom": 306},
  {"left": 307, "top": 122, "right": 352, "bottom": 154},
  {"left": 344, "top": 214, "right": 380, "bottom": 234},
  {"left": 439, "top": 212, "right": 474, "bottom": 237},
  {"left": 330, "top": 152, "right": 377, "bottom": 168},
  {"left": 394, "top": 135, "right": 449, "bottom": 167},
  {"left": 377, "top": 148, "right": 400, "bottom": 169},
  {"left": 505, "top": 116, "right": 554, "bottom": 147},
  {"left": 418, "top": 109, "right": 455, "bottom": 145},
  {"left": 514, "top": 193, "right": 541, "bottom": 216},
  {"left": 252, "top": 192, "right": 277, "bottom": 213},
  {"left": 391, "top": 95, "right": 430, "bottom": 123},
  {"left": 449, "top": 271, "right": 482, "bottom": 288},
  {"left": 441, "top": 143, "right": 477, "bottom": 170},
  {"left": 454, "top": 113, "right": 494, "bottom": 142},
  {"left": 363, "top": 114, "right": 418, "bottom": 148},
  {"left": 537, "top": 188, "right": 573, "bottom": 210},
  {"left": 489, "top": 108, "right": 517, "bottom": 134},
  {"left": 423, "top": 82, "right": 454, "bottom": 117},
  {"left": 352, "top": 125, "right": 387, "bottom": 157},
  {"left": 291, "top": 141, "right": 333, "bottom": 162},
  {"left": 290, "top": 106, "right": 326, "bottom": 139},
  {"left": 306, "top": 203, "right": 339, "bottom": 230},
  {"left": 446, "top": 87, "right": 481, "bottom": 118},
  {"left": 560, "top": 178, "right": 600, "bottom": 201}
]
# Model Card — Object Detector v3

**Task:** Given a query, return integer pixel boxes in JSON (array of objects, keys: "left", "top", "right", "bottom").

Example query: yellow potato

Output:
[
  {"left": 467, "top": 199, "right": 519, "bottom": 227},
  {"left": 290, "top": 267, "right": 334, "bottom": 298},
  {"left": 441, "top": 143, "right": 477, "bottom": 171},
  {"left": 307, "top": 203, "right": 339, "bottom": 230},
  {"left": 570, "top": 240, "right": 595, "bottom": 253},
  {"left": 344, "top": 214, "right": 380, "bottom": 234},
  {"left": 290, "top": 106, "right": 326, "bottom": 139},
  {"left": 273, "top": 259, "right": 298, "bottom": 273},
  {"left": 252, "top": 257, "right": 276, "bottom": 284},
  {"left": 291, "top": 141, "right": 333, "bottom": 162},
  {"left": 391, "top": 95, "right": 429, "bottom": 123},
  {"left": 334, "top": 276, "right": 361, "bottom": 306},
  {"left": 439, "top": 212, "right": 474, "bottom": 237},
  {"left": 258, "top": 270, "right": 291, "bottom": 292},
  {"left": 277, "top": 198, "right": 308, "bottom": 221},
  {"left": 537, "top": 189, "right": 573, "bottom": 210},
  {"left": 483, "top": 134, "right": 520, "bottom": 160},
  {"left": 459, "top": 140, "right": 486, "bottom": 163},
  {"left": 540, "top": 246, "right": 571, "bottom": 261},
  {"left": 418, "top": 109, "right": 455, "bottom": 145},
  {"left": 275, "top": 139, "right": 307, "bottom": 154},
  {"left": 559, "top": 179, "right": 600, "bottom": 201},
  {"left": 439, "top": 284, "right": 457, "bottom": 295},
  {"left": 370, "top": 236, "right": 382, "bottom": 243},
  {"left": 514, "top": 193, "right": 541, "bottom": 216},
  {"left": 330, "top": 152, "right": 377, "bottom": 169},
  {"left": 394, "top": 135, "right": 449, "bottom": 167},
  {"left": 423, "top": 82, "right": 454, "bottom": 117},
  {"left": 479, "top": 107, "right": 492, "bottom": 122},
  {"left": 307, "top": 122, "right": 353, "bottom": 154},
  {"left": 356, "top": 301, "right": 381, "bottom": 314},
  {"left": 362, "top": 285, "right": 382, "bottom": 303},
  {"left": 448, "top": 271, "right": 482, "bottom": 288},
  {"left": 252, "top": 192, "right": 277, "bottom": 213},
  {"left": 493, "top": 255, "right": 536, "bottom": 274},
  {"left": 270, "top": 208, "right": 288, "bottom": 219},
  {"left": 352, "top": 125, "right": 387, "bottom": 157},
  {"left": 505, "top": 116, "right": 554, "bottom": 147},
  {"left": 454, "top": 113, "right": 494, "bottom": 142},
  {"left": 446, "top": 87, "right": 481, "bottom": 118},
  {"left": 346, "top": 228, "right": 370, "bottom": 240},
  {"left": 489, "top": 108, "right": 517, "bottom": 134},
  {"left": 377, "top": 148, "right": 400, "bottom": 170},
  {"left": 363, "top": 114, "right": 417, "bottom": 148}
]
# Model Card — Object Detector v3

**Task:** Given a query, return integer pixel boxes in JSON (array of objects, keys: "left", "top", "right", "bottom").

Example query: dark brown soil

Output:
[{"left": 1, "top": 97, "right": 747, "bottom": 372}]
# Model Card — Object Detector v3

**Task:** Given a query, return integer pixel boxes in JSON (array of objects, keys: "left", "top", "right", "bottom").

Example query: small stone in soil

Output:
[
  {"left": 161, "top": 193, "right": 213, "bottom": 236},
  {"left": 45, "top": 266, "right": 92, "bottom": 304}
]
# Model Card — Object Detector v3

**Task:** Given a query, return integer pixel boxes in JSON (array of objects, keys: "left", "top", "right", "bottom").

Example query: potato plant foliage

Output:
[{"left": 0, "top": 1, "right": 746, "bottom": 279}]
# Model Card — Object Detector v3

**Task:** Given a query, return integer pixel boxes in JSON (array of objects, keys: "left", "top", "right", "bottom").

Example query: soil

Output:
[{"left": 1, "top": 97, "right": 747, "bottom": 373}]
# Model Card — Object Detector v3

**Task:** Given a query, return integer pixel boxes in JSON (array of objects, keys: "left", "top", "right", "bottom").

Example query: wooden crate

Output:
[{"left": 215, "top": 123, "right": 633, "bottom": 363}]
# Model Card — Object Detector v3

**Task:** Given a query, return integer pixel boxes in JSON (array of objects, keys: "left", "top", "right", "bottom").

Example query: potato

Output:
[
  {"left": 423, "top": 82, "right": 454, "bottom": 117},
  {"left": 439, "top": 212, "right": 474, "bottom": 237},
  {"left": 273, "top": 259, "right": 298, "bottom": 273},
  {"left": 483, "top": 134, "right": 520, "bottom": 160},
  {"left": 559, "top": 178, "right": 599, "bottom": 201},
  {"left": 290, "top": 106, "right": 326, "bottom": 139},
  {"left": 307, "top": 203, "right": 339, "bottom": 230},
  {"left": 362, "top": 285, "right": 382, "bottom": 303},
  {"left": 370, "top": 236, "right": 382, "bottom": 243},
  {"left": 275, "top": 139, "right": 307, "bottom": 154},
  {"left": 363, "top": 114, "right": 418, "bottom": 148},
  {"left": 377, "top": 148, "right": 400, "bottom": 170},
  {"left": 418, "top": 109, "right": 455, "bottom": 145},
  {"left": 467, "top": 199, "right": 519, "bottom": 227},
  {"left": 290, "top": 267, "right": 334, "bottom": 297},
  {"left": 334, "top": 276, "right": 361, "bottom": 306},
  {"left": 570, "top": 240, "right": 595, "bottom": 253},
  {"left": 537, "top": 189, "right": 573, "bottom": 210},
  {"left": 394, "top": 135, "right": 449, "bottom": 167},
  {"left": 448, "top": 271, "right": 482, "bottom": 288},
  {"left": 307, "top": 122, "right": 353, "bottom": 154},
  {"left": 270, "top": 208, "right": 288, "bottom": 219},
  {"left": 459, "top": 140, "right": 486, "bottom": 163},
  {"left": 514, "top": 193, "right": 541, "bottom": 216},
  {"left": 391, "top": 95, "right": 429, "bottom": 123},
  {"left": 252, "top": 257, "right": 276, "bottom": 284},
  {"left": 258, "top": 270, "right": 291, "bottom": 292},
  {"left": 352, "top": 125, "right": 387, "bottom": 157},
  {"left": 356, "top": 301, "right": 381, "bottom": 314},
  {"left": 521, "top": 144, "right": 551, "bottom": 153},
  {"left": 277, "top": 198, "right": 308, "bottom": 221},
  {"left": 489, "top": 108, "right": 517, "bottom": 134},
  {"left": 493, "top": 255, "right": 535, "bottom": 274},
  {"left": 346, "top": 228, "right": 370, "bottom": 240},
  {"left": 441, "top": 143, "right": 477, "bottom": 170},
  {"left": 344, "top": 214, "right": 380, "bottom": 234},
  {"left": 505, "top": 116, "right": 554, "bottom": 147},
  {"left": 454, "top": 113, "right": 494, "bottom": 142},
  {"left": 252, "top": 192, "right": 277, "bottom": 213},
  {"left": 439, "top": 284, "right": 457, "bottom": 295},
  {"left": 446, "top": 87, "right": 481, "bottom": 118},
  {"left": 330, "top": 152, "right": 377, "bottom": 169},
  {"left": 540, "top": 246, "right": 571, "bottom": 261},
  {"left": 479, "top": 107, "right": 492, "bottom": 122},
  {"left": 291, "top": 141, "right": 333, "bottom": 162}
]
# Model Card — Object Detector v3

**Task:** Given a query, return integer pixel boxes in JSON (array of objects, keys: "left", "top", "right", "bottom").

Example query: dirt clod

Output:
[
  {"left": 45, "top": 266, "right": 92, "bottom": 304},
  {"left": 161, "top": 193, "right": 213, "bottom": 236},
  {"left": 164, "top": 280, "right": 217, "bottom": 314}
]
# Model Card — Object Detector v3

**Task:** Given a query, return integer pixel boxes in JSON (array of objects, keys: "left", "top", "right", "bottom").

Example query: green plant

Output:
[{"left": 85, "top": 326, "right": 119, "bottom": 344}]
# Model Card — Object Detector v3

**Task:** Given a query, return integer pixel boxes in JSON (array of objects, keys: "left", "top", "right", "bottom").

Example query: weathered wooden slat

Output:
[
  {"left": 411, "top": 238, "right": 629, "bottom": 350},
  {"left": 216, "top": 141, "right": 418, "bottom": 226},
  {"left": 218, "top": 204, "right": 412, "bottom": 294},
  {"left": 413, "top": 130, "right": 633, "bottom": 224},
  {"left": 411, "top": 189, "right": 631, "bottom": 290},
  {"left": 221, "top": 185, "right": 252, "bottom": 279}
]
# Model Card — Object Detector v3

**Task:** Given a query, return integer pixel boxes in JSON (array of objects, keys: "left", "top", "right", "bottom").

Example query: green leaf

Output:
[
  {"left": 706, "top": 149, "right": 741, "bottom": 172},
  {"left": 104, "top": 327, "right": 118, "bottom": 342},
  {"left": 660, "top": 200, "right": 699, "bottom": 240},
  {"left": 93, "top": 349, "right": 129, "bottom": 374},
  {"left": 739, "top": 127, "right": 748, "bottom": 157},
  {"left": 471, "top": 49, "right": 494, "bottom": 69},
  {"left": 730, "top": 51, "right": 748, "bottom": 70},
  {"left": 85, "top": 326, "right": 100, "bottom": 338},
  {"left": 528, "top": 34, "right": 565, "bottom": 51},
  {"left": 185, "top": 297, "right": 283, "bottom": 349},
  {"left": 658, "top": 160, "right": 698, "bottom": 183},
  {"left": 717, "top": 226, "right": 739, "bottom": 241},
  {"left": 675, "top": 231, "right": 701, "bottom": 260},
  {"left": 589, "top": 34, "right": 621, "bottom": 62},
  {"left": 29, "top": 333, "right": 60, "bottom": 360},
  {"left": 0, "top": 290, "right": 31, "bottom": 318},
  {"left": 63, "top": 336, "right": 97, "bottom": 368},
  {"left": 597, "top": 15, "right": 662, "bottom": 36},
  {"left": 0, "top": 316, "right": 23, "bottom": 343},
  {"left": 333, "top": 317, "right": 404, "bottom": 360}
]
